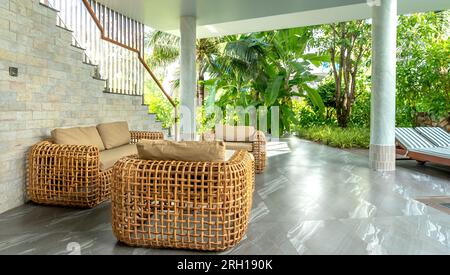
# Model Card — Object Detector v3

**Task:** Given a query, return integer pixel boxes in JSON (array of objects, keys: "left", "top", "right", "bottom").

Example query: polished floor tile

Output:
[{"left": 0, "top": 137, "right": 449, "bottom": 255}]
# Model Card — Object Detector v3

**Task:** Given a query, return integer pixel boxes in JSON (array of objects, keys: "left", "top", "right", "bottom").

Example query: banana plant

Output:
[{"left": 203, "top": 28, "right": 329, "bottom": 134}]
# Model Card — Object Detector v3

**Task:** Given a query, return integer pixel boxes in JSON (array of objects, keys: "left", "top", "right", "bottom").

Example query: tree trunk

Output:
[
  {"left": 336, "top": 103, "right": 350, "bottom": 128},
  {"left": 197, "top": 73, "right": 205, "bottom": 107}
]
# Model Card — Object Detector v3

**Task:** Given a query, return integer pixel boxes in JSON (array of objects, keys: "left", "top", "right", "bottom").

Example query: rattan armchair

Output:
[
  {"left": 111, "top": 151, "right": 255, "bottom": 251},
  {"left": 27, "top": 131, "right": 164, "bottom": 208},
  {"left": 203, "top": 130, "right": 267, "bottom": 173}
]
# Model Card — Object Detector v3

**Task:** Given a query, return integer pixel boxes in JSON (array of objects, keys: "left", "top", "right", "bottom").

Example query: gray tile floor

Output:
[{"left": 0, "top": 138, "right": 449, "bottom": 255}]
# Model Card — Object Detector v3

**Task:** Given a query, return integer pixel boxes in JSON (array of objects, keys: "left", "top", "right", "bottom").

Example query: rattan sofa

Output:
[
  {"left": 203, "top": 126, "right": 266, "bottom": 173},
  {"left": 111, "top": 150, "right": 255, "bottom": 251},
  {"left": 28, "top": 123, "right": 163, "bottom": 208}
]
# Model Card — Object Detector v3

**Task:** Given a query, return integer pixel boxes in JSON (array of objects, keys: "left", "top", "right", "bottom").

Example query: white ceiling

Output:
[{"left": 95, "top": 0, "right": 450, "bottom": 38}]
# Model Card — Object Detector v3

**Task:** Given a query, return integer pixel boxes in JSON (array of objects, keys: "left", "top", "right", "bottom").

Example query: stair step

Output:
[
  {"left": 71, "top": 44, "right": 86, "bottom": 51},
  {"left": 55, "top": 25, "right": 73, "bottom": 33},
  {"left": 92, "top": 77, "right": 107, "bottom": 82},
  {"left": 83, "top": 61, "right": 98, "bottom": 67},
  {"left": 38, "top": 2, "right": 60, "bottom": 13},
  {"left": 102, "top": 89, "right": 143, "bottom": 97}
]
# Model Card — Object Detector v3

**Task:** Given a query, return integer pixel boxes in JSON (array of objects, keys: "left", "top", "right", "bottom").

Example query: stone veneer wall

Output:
[{"left": 0, "top": 0, "right": 162, "bottom": 213}]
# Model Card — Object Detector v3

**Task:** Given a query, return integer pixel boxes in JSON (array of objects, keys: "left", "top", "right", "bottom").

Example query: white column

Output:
[
  {"left": 369, "top": 0, "right": 397, "bottom": 171},
  {"left": 179, "top": 16, "right": 197, "bottom": 141}
]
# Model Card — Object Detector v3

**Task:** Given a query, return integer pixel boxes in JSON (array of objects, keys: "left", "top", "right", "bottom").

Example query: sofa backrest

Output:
[
  {"left": 97, "top": 121, "right": 131, "bottom": 150},
  {"left": 137, "top": 140, "right": 226, "bottom": 162},
  {"left": 51, "top": 126, "right": 106, "bottom": 151}
]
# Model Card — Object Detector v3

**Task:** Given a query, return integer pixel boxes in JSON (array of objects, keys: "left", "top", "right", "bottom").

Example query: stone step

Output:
[
  {"left": 38, "top": 2, "right": 60, "bottom": 13},
  {"left": 71, "top": 44, "right": 87, "bottom": 52},
  {"left": 82, "top": 61, "right": 97, "bottom": 67},
  {"left": 55, "top": 25, "right": 73, "bottom": 34}
]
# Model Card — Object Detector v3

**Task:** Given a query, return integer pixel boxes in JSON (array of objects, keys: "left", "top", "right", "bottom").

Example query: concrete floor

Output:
[{"left": 0, "top": 138, "right": 449, "bottom": 255}]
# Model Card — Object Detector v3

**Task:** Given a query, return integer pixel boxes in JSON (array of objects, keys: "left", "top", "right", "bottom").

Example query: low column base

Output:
[{"left": 369, "top": 144, "right": 396, "bottom": 171}]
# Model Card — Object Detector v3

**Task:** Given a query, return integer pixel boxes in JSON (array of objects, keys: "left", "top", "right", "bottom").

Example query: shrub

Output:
[
  {"left": 293, "top": 99, "right": 336, "bottom": 128},
  {"left": 143, "top": 81, "right": 175, "bottom": 128},
  {"left": 296, "top": 125, "right": 370, "bottom": 149}
]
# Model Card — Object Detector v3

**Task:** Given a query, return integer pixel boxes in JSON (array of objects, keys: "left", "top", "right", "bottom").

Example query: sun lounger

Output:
[{"left": 395, "top": 127, "right": 450, "bottom": 166}]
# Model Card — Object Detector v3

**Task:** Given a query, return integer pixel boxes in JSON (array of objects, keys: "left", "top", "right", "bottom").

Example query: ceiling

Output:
[{"left": 95, "top": 0, "right": 450, "bottom": 38}]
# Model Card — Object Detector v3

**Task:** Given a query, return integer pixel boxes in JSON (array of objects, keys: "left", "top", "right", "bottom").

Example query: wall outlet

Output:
[{"left": 9, "top": 67, "right": 18, "bottom": 77}]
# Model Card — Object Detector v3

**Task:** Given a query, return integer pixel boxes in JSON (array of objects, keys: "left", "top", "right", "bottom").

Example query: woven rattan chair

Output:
[
  {"left": 203, "top": 129, "right": 266, "bottom": 173},
  {"left": 111, "top": 150, "right": 255, "bottom": 251},
  {"left": 28, "top": 131, "right": 164, "bottom": 208}
]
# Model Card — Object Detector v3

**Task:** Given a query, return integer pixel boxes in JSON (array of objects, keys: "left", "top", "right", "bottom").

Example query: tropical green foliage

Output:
[
  {"left": 204, "top": 28, "right": 327, "bottom": 134},
  {"left": 296, "top": 126, "right": 370, "bottom": 149},
  {"left": 143, "top": 81, "right": 175, "bottom": 128},
  {"left": 396, "top": 11, "right": 450, "bottom": 126},
  {"left": 314, "top": 20, "right": 372, "bottom": 128},
  {"left": 145, "top": 31, "right": 180, "bottom": 68},
  {"left": 145, "top": 31, "right": 221, "bottom": 104},
  {"left": 144, "top": 10, "right": 449, "bottom": 148}
]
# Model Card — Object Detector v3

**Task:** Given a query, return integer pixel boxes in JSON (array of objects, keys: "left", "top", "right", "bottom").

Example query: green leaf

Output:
[
  {"left": 302, "top": 53, "right": 331, "bottom": 67},
  {"left": 205, "top": 79, "right": 220, "bottom": 108},
  {"left": 302, "top": 84, "right": 325, "bottom": 114},
  {"left": 264, "top": 76, "right": 283, "bottom": 106}
]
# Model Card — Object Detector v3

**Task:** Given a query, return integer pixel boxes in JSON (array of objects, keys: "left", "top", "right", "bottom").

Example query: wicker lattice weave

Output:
[
  {"left": 28, "top": 141, "right": 104, "bottom": 208},
  {"left": 252, "top": 131, "right": 266, "bottom": 174},
  {"left": 28, "top": 131, "right": 164, "bottom": 208},
  {"left": 111, "top": 151, "right": 255, "bottom": 251},
  {"left": 130, "top": 131, "right": 164, "bottom": 144},
  {"left": 202, "top": 130, "right": 267, "bottom": 174}
]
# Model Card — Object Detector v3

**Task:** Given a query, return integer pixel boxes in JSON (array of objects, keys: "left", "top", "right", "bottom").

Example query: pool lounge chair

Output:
[
  {"left": 415, "top": 127, "right": 450, "bottom": 147},
  {"left": 395, "top": 127, "right": 450, "bottom": 166}
]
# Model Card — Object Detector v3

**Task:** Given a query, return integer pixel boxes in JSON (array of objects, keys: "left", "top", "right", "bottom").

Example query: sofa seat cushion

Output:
[
  {"left": 52, "top": 126, "right": 105, "bottom": 151},
  {"left": 137, "top": 140, "right": 226, "bottom": 162},
  {"left": 225, "top": 142, "right": 253, "bottom": 152},
  {"left": 99, "top": 144, "right": 137, "bottom": 171},
  {"left": 97, "top": 121, "right": 131, "bottom": 150},
  {"left": 215, "top": 125, "right": 256, "bottom": 142}
]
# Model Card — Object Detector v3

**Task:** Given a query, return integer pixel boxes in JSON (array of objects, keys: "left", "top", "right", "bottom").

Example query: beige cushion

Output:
[
  {"left": 225, "top": 150, "right": 237, "bottom": 161},
  {"left": 137, "top": 140, "right": 226, "bottom": 162},
  {"left": 225, "top": 142, "right": 253, "bottom": 152},
  {"left": 99, "top": 144, "right": 137, "bottom": 171},
  {"left": 51, "top": 126, "right": 105, "bottom": 151},
  {"left": 97, "top": 121, "right": 131, "bottom": 149},
  {"left": 215, "top": 125, "right": 256, "bottom": 142}
]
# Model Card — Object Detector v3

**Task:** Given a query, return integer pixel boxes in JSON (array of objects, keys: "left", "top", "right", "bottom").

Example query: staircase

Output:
[{"left": 39, "top": 1, "right": 169, "bottom": 136}]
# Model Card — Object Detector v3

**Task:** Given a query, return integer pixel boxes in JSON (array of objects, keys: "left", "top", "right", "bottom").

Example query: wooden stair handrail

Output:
[{"left": 81, "top": 0, "right": 176, "bottom": 109}]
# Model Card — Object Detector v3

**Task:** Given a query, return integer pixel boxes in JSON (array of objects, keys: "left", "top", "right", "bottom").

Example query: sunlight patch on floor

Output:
[{"left": 267, "top": 141, "right": 291, "bottom": 157}]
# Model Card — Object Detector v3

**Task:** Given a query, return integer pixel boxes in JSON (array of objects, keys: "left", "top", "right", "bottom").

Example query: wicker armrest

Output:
[
  {"left": 28, "top": 141, "right": 101, "bottom": 207},
  {"left": 114, "top": 150, "right": 253, "bottom": 179},
  {"left": 29, "top": 141, "right": 99, "bottom": 160},
  {"left": 112, "top": 150, "right": 254, "bottom": 199},
  {"left": 28, "top": 141, "right": 100, "bottom": 175},
  {"left": 252, "top": 131, "right": 266, "bottom": 173},
  {"left": 252, "top": 130, "right": 266, "bottom": 149},
  {"left": 130, "top": 131, "right": 164, "bottom": 143}
]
